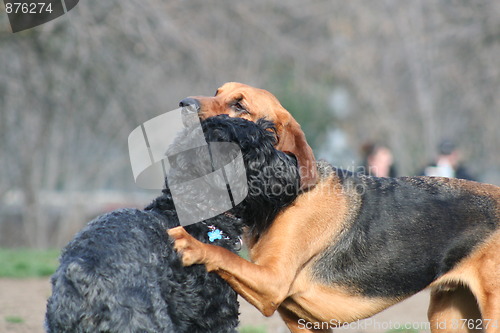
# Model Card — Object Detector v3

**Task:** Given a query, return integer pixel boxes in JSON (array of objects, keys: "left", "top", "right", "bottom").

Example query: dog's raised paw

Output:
[{"left": 167, "top": 227, "right": 206, "bottom": 267}]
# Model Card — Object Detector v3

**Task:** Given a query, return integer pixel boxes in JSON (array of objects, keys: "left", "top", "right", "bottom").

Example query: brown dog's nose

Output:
[
  {"left": 179, "top": 98, "right": 200, "bottom": 111},
  {"left": 179, "top": 98, "right": 201, "bottom": 126}
]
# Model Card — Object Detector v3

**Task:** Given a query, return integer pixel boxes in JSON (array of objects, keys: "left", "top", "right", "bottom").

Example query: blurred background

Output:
[
  {"left": 0, "top": 1, "right": 499, "bottom": 331},
  {"left": 1, "top": 0, "right": 498, "bottom": 249}
]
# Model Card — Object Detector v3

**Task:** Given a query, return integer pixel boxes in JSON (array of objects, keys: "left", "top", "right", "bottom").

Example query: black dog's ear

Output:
[
  {"left": 255, "top": 118, "right": 278, "bottom": 146},
  {"left": 242, "top": 140, "right": 300, "bottom": 238},
  {"left": 246, "top": 119, "right": 299, "bottom": 202}
]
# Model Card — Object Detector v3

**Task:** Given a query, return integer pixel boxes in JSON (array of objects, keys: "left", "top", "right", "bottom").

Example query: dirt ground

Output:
[{"left": 0, "top": 278, "right": 430, "bottom": 333}]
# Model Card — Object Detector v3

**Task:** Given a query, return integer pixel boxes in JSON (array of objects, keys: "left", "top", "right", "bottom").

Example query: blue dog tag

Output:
[{"left": 208, "top": 229, "right": 223, "bottom": 242}]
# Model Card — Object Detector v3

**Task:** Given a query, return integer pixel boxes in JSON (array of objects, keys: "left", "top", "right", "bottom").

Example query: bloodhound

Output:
[{"left": 169, "top": 82, "right": 500, "bottom": 333}]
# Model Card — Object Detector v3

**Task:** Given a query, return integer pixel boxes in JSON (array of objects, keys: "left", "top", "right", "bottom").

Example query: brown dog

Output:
[
  {"left": 171, "top": 83, "right": 500, "bottom": 333},
  {"left": 179, "top": 82, "right": 317, "bottom": 190}
]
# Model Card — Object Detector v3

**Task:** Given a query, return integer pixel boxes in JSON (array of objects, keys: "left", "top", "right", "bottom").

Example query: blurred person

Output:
[
  {"left": 423, "top": 139, "right": 475, "bottom": 180},
  {"left": 359, "top": 142, "right": 397, "bottom": 177}
]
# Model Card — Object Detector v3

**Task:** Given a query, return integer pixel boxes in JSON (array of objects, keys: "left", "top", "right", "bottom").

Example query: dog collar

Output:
[{"left": 206, "top": 225, "right": 242, "bottom": 251}]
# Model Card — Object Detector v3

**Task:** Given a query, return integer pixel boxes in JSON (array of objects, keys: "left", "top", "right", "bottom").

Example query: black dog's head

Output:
[{"left": 161, "top": 115, "right": 300, "bottom": 238}]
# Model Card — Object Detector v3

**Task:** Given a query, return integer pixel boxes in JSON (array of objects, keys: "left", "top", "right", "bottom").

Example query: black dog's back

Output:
[
  {"left": 46, "top": 207, "right": 239, "bottom": 332},
  {"left": 46, "top": 209, "right": 176, "bottom": 332}
]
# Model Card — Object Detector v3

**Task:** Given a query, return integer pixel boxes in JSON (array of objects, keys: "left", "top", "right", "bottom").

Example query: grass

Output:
[
  {"left": 386, "top": 328, "right": 420, "bottom": 333},
  {"left": 5, "top": 316, "right": 24, "bottom": 324},
  {"left": 0, "top": 248, "right": 60, "bottom": 278}
]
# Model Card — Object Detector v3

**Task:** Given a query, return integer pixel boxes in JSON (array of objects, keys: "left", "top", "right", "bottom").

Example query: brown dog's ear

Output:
[{"left": 277, "top": 118, "right": 318, "bottom": 191}]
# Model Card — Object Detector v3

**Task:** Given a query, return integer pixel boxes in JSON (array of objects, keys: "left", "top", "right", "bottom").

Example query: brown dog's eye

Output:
[{"left": 233, "top": 101, "right": 250, "bottom": 115}]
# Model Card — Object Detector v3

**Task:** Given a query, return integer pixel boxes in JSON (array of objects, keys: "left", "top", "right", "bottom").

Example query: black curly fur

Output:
[{"left": 45, "top": 115, "right": 300, "bottom": 333}]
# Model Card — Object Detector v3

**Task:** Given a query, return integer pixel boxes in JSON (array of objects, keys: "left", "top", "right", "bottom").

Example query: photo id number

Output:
[{"left": 5, "top": 2, "right": 53, "bottom": 14}]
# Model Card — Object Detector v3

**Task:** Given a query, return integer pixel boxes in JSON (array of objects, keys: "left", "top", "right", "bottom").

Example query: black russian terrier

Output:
[{"left": 45, "top": 115, "right": 299, "bottom": 332}]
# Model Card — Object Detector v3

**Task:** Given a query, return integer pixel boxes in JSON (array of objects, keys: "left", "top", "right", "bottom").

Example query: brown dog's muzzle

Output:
[
  {"left": 179, "top": 98, "right": 200, "bottom": 112},
  {"left": 180, "top": 97, "right": 221, "bottom": 120}
]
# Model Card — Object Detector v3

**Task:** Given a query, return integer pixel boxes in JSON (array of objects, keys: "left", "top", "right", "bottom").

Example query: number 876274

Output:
[{"left": 5, "top": 2, "right": 54, "bottom": 14}]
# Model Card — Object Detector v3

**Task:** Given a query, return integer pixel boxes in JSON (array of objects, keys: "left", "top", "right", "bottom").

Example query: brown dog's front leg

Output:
[{"left": 168, "top": 226, "right": 294, "bottom": 316}]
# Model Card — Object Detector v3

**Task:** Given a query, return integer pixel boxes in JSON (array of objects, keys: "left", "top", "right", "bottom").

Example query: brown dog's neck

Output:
[{"left": 295, "top": 160, "right": 334, "bottom": 195}]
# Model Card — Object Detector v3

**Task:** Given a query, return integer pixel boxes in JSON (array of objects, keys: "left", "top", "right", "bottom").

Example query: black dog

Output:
[{"left": 45, "top": 115, "right": 299, "bottom": 333}]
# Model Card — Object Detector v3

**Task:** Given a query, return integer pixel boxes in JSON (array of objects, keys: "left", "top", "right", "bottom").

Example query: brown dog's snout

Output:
[
  {"left": 179, "top": 97, "right": 202, "bottom": 127},
  {"left": 179, "top": 97, "right": 200, "bottom": 113}
]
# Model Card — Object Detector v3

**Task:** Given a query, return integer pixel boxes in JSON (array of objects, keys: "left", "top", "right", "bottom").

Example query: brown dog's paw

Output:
[{"left": 167, "top": 227, "right": 206, "bottom": 267}]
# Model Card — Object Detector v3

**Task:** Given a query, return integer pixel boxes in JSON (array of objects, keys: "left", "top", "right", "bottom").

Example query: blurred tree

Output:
[{"left": 0, "top": 0, "right": 498, "bottom": 247}]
